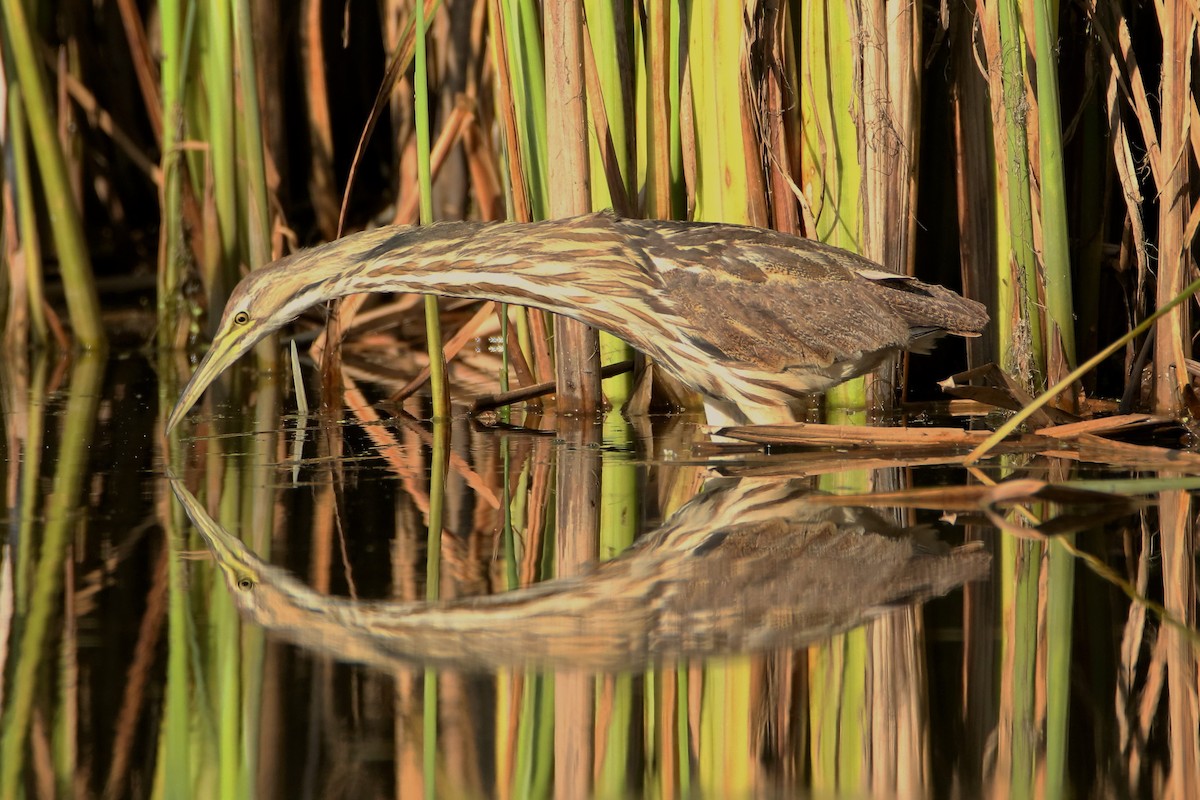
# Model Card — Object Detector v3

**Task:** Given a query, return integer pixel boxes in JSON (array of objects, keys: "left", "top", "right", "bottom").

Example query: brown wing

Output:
[
  {"left": 613, "top": 216, "right": 987, "bottom": 370},
  {"left": 656, "top": 266, "right": 912, "bottom": 372}
]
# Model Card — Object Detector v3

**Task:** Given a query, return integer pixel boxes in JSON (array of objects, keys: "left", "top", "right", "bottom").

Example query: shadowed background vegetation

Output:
[
  {"left": 2, "top": 2, "right": 1199, "bottom": 799},
  {"left": 1, "top": 0, "right": 1194, "bottom": 417}
]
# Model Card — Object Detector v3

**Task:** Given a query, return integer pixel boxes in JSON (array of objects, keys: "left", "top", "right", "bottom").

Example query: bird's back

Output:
[{"left": 595, "top": 215, "right": 985, "bottom": 383}]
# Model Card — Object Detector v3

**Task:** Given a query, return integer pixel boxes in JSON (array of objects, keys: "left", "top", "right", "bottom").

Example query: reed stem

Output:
[{"left": 0, "top": 0, "right": 104, "bottom": 347}]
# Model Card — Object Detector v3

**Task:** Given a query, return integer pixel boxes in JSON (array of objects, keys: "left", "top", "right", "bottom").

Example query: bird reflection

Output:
[{"left": 169, "top": 475, "right": 989, "bottom": 672}]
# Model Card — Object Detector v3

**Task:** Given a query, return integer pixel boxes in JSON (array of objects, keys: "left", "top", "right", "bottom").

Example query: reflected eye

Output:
[
  {"left": 233, "top": 311, "right": 250, "bottom": 325},
  {"left": 236, "top": 577, "right": 254, "bottom": 591}
]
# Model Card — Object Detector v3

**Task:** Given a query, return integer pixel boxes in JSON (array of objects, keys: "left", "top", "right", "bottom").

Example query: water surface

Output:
[{"left": 0, "top": 350, "right": 1194, "bottom": 798}]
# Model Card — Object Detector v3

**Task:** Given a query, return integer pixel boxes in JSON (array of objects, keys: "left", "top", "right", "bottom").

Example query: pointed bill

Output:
[
  {"left": 166, "top": 329, "right": 259, "bottom": 431},
  {"left": 166, "top": 471, "right": 265, "bottom": 578}
]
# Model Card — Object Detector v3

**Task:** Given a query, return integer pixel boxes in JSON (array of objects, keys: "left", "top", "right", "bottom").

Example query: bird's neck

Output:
[{"left": 324, "top": 219, "right": 649, "bottom": 319}]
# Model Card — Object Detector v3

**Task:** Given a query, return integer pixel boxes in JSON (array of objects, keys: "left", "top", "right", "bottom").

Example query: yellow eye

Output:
[
  {"left": 233, "top": 311, "right": 250, "bottom": 325},
  {"left": 236, "top": 577, "right": 254, "bottom": 591}
]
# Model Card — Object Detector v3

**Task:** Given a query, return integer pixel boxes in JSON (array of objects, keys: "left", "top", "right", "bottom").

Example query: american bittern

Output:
[
  {"left": 166, "top": 212, "right": 987, "bottom": 429},
  {"left": 168, "top": 473, "right": 988, "bottom": 670}
]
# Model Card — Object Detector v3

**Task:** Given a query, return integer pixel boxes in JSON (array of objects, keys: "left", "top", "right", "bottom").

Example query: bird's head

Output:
[
  {"left": 166, "top": 250, "right": 339, "bottom": 430},
  {"left": 166, "top": 223, "right": 473, "bottom": 430}
]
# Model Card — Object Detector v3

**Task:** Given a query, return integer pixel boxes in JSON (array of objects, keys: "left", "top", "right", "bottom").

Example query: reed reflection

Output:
[
  {"left": 0, "top": 350, "right": 105, "bottom": 799},
  {"left": 5, "top": 350, "right": 1193, "bottom": 798}
]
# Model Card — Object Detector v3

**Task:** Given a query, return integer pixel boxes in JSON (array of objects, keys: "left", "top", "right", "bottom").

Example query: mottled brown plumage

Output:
[{"left": 167, "top": 212, "right": 987, "bottom": 429}]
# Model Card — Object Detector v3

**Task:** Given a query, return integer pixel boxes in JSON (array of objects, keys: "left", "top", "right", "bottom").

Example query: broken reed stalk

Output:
[
  {"left": 542, "top": 7, "right": 600, "bottom": 795},
  {"left": 968, "top": 217, "right": 1200, "bottom": 462},
  {"left": 1153, "top": 1, "right": 1192, "bottom": 414},
  {"left": 544, "top": 0, "right": 601, "bottom": 414},
  {"left": 856, "top": 0, "right": 921, "bottom": 410},
  {"left": 471, "top": 360, "right": 633, "bottom": 412},
  {"left": 302, "top": 0, "right": 338, "bottom": 240}
]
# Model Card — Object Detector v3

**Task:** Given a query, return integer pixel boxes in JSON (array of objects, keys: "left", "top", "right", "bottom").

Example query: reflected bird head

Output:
[
  {"left": 165, "top": 472, "right": 309, "bottom": 618},
  {"left": 167, "top": 473, "right": 265, "bottom": 592}
]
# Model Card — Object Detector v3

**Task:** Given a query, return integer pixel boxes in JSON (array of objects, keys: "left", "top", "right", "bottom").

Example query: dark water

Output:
[{"left": 0, "top": 350, "right": 1196, "bottom": 798}]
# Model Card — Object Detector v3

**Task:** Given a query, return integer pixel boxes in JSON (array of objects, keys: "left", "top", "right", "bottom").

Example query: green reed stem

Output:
[
  {"left": 597, "top": 417, "right": 637, "bottom": 798},
  {"left": 699, "top": 660, "right": 753, "bottom": 795},
  {"left": 1033, "top": 0, "right": 1074, "bottom": 367},
  {"left": 424, "top": 420, "right": 449, "bottom": 798},
  {"left": 0, "top": 352, "right": 102, "bottom": 799},
  {"left": 238, "top": 381, "right": 278, "bottom": 796},
  {"left": 233, "top": 0, "right": 279, "bottom": 381},
  {"left": 200, "top": 0, "right": 238, "bottom": 292},
  {"left": 515, "top": 675, "right": 554, "bottom": 798},
  {"left": 414, "top": 0, "right": 449, "bottom": 419},
  {"left": 585, "top": 0, "right": 634, "bottom": 201},
  {"left": 501, "top": 0, "right": 550, "bottom": 219},
  {"left": 213, "top": 465, "right": 243, "bottom": 799},
  {"left": 232, "top": 0, "right": 270, "bottom": 266},
  {"left": 6, "top": 88, "right": 47, "bottom": 344},
  {"left": 996, "top": 0, "right": 1044, "bottom": 387},
  {"left": 161, "top": 506, "right": 192, "bottom": 800},
  {"left": 583, "top": 0, "right": 634, "bottom": 404},
  {"left": 500, "top": 304, "right": 511, "bottom": 397},
  {"left": 1045, "top": 536, "right": 1075, "bottom": 799},
  {"left": 502, "top": 440, "right": 520, "bottom": 589},
  {"left": 426, "top": 421, "right": 449, "bottom": 595},
  {"left": 0, "top": 0, "right": 104, "bottom": 347},
  {"left": 1009, "top": 538, "right": 1041, "bottom": 799},
  {"left": 676, "top": 664, "right": 689, "bottom": 797},
  {"left": 159, "top": 354, "right": 192, "bottom": 799},
  {"left": 215, "top": 567, "right": 241, "bottom": 800},
  {"left": 158, "top": 0, "right": 186, "bottom": 346},
  {"left": 796, "top": 0, "right": 866, "bottom": 411},
  {"left": 688, "top": 0, "right": 751, "bottom": 223},
  {"left": 12, "top": 354, "right": 47, "bottom": 614},
  {"left": 596, "top": 675, "right": 634, "bottom": 799}
]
